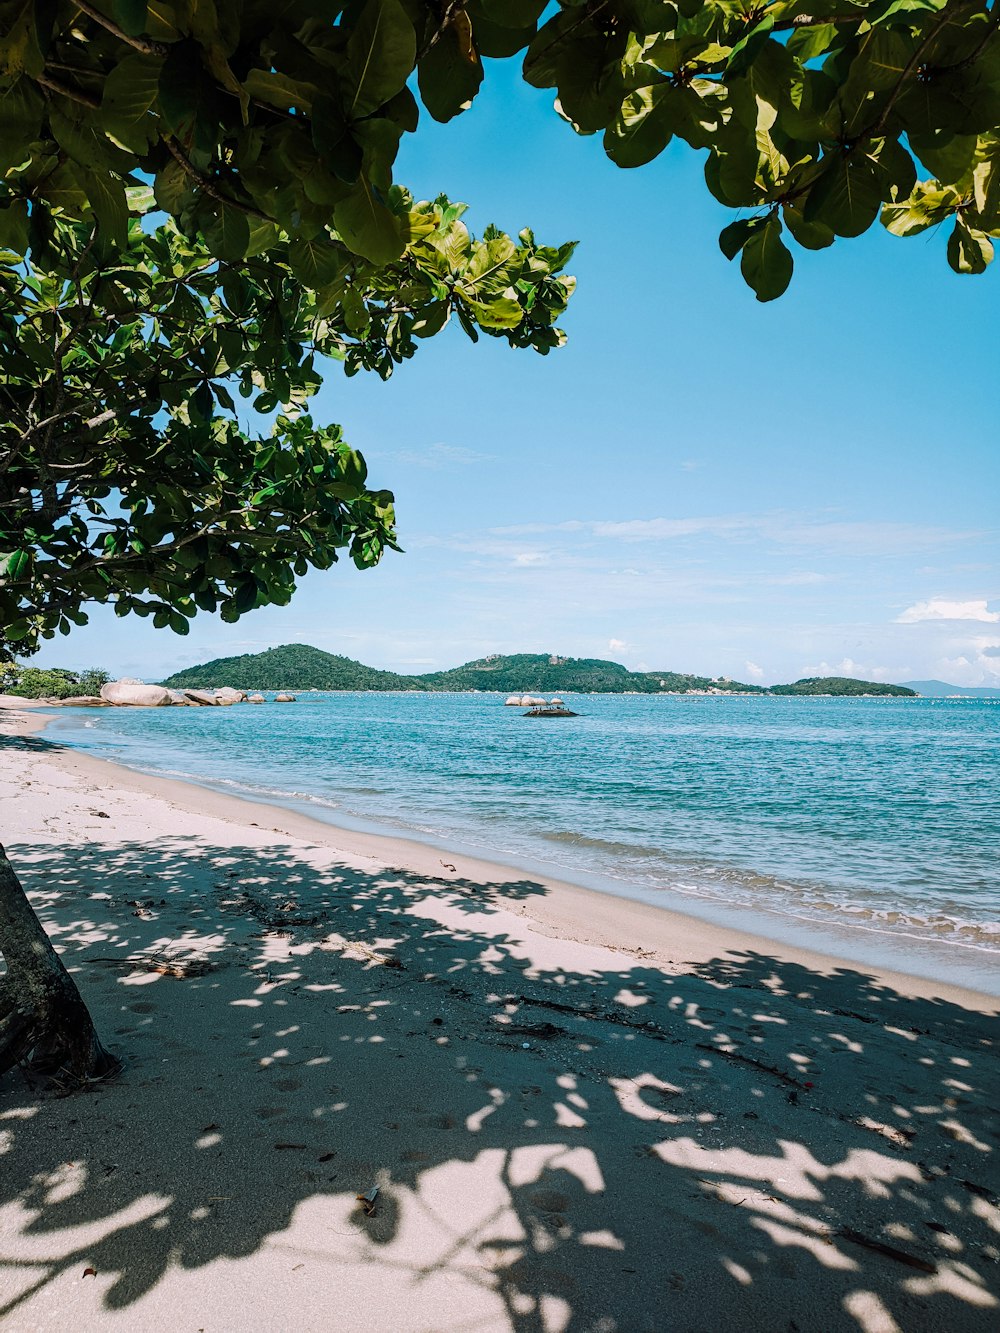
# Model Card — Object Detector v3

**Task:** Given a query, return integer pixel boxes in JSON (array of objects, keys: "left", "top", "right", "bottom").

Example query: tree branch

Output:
[
  {"left": 870, "top": 6, "right": 960, "bottom": 137},
  {"left": 73, "top": 0, "right": 169, "bottom": 56},
  {"left": 35, "top": 72, "right": 101, "bottom": 110},
  {"left": 162, "top": 137, "right": 274, "bottom": 224}
]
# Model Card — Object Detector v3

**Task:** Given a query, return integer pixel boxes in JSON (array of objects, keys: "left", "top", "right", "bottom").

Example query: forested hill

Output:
[
  {"left": 162, "top": 646, "right": 916, "bottom": 697},
  {"left": 163, "top": 645, "right": 417, "bottom": 692},
  {"left": 419, "top": 654, "right": 762, "bottom": 694},
  {"left": 770, "top": 678, "right": 917, "bottom": 697}
]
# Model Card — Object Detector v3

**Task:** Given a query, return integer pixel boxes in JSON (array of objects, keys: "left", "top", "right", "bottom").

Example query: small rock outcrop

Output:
[
  {"left": 215, "top": 687, "right": 246, "bottom": 703},
  {"left": 248, "top": 694, "right": 265, "bottom": 704},
  {"left": 100, "top": 681, "right": 171, "bottom": 707},
  {"left": 59, "top": 695, "right": 111, "bottom": 707},
  {"left": 184, "top": 689, "right": 218, "bottom": 706},
  {"left": 274, "top": 693, "right": 296, "bottom": 702},
  {"left": 505, "top": 695, "right": 524, "bottom": 706}
]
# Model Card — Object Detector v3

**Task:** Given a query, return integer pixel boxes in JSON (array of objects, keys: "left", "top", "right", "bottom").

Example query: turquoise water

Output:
[{"left": 48, "top": 694, "right": 1000, "bottom": 990}]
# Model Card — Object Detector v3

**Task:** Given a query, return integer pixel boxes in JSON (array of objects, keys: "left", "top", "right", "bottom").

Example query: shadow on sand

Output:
[{"left": 1, "top": 831, "right": 997, "bottom": 1331}]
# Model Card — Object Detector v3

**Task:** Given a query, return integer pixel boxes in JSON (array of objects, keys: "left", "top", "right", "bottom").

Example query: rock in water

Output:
[
  {"left": 248, "top": 694, "right": 265, "bottom": 704},
  {"left": 275, "top": 693, "right": 296, "bottom": 702},
  {"left": 100, "top": 681, "right": 172, "bottom": 707},
  {"left": 505, "top": 695, "right": 524, "bottom": 706},
  {"left": 184, "top": 689, "right": 219, "bottom": 706},
  {"left": 216, "top": 687, "right": 246, "bottom": 703}
]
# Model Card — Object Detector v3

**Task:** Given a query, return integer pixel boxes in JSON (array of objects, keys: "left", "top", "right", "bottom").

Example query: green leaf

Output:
[
  {"left": 466, "top": 292, "right": 523, "bottom": 329},
  {"left": 344, "top": 0, "right": 417, "bottom": 119},
  {"left": 782, "top": 201, "right": 835, "bottom": 251},
  {"left": 0, "top": 198, "right": 29, "bottom": 254},
  {"left": 805, "top": 156, "right": 882, "bottom": 238},
  {"left": 604, "top": 83, "right": 677, "bottom": 168},
  {"left": 739, "top": 215, "right": 793, "bottom": 301},
  {"left": 112, "top": 0, "right": 148, "bottom": 39},
  {"left": 476, "top": 0, "right": 546, "bottom": 24},
  {"left": 881, "top": 182, "right": 962, "bottom": 236},
  {"left": 80, "top": 168, "right": 128, "bottom": 248},
  {"left": 3, "top": 549, "right": 31, "bottom": 580},
  {"left": 334, "top": 175, "right": 404, "bottom": 264},
  {"left": 718, "top": 217, "right": 756, "bottom": 261},
  {"left": 102, "top": 52, "right": 162, "bottom": 129},
  {"left": 203, "top": 205, "right": 250, "bottom": 261},
  {"left": 0, "top": 77, "right": 44, "bottom": 170},
  {"left": 947, "top": 217, "right": 994, "bottom": 273},
  {"left": 158, "top": 41, "right": 206, "bottom": 138},
  {"left": 289, "top": 236, "right": 344, "bottom": 288},
  {"left": 418, "top": 21, "right": 484, "bottom": 123},
  {"left": 727, "top": 18, "right": 775, "bottom": 79},
  {"left": 243, "top": 69, "right": 317, "bottom": 115},
  {"left": 909, "top": 131, "right": 978, "bottom": 182}
]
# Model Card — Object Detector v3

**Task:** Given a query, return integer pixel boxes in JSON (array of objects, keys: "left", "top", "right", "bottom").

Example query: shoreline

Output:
[
  {"left": 7, "top": 702, "right": 997, "bottom": 1012},
  {"left": 32, "top": 701, "right": 1000, "bottom": 1003},
  {"left": 2, "top": 700, "right": 999, "bottom": 1331}
]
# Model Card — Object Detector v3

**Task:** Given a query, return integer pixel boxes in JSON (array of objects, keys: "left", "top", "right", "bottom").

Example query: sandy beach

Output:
[{"left": 1, "top": 703, "right": 997, "bottom": 1332}]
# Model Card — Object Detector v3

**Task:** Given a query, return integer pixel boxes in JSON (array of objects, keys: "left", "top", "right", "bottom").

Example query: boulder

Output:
[
  {"left": 275, "top": 693, "right": 296, "bottom": 702},
  {"left": 59, "top": 695, "right": 111, "bottom": 707},
  {"left": 215, "top": 687, "right": 246, "bottom": 703},
  {"left": 248, "top": 694, "right": 265, "bottom": 704},
  {"left": 165, "top": 689, "right": 189, "bottom": 705},
  {"left": 550, "top": 697, "right": 564, "bottom": 706},
  {"left": 184, "top": 689, "right": 219, "bottom": 706},
  {"left": 504, "top": 695, "right": 524, "bottom": 706},
  {"left": 100, "top": 681, "right": 172, "bottom": 707}
]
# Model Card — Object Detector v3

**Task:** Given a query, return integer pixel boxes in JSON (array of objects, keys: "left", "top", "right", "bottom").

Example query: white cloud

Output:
[
  {"left": 744, "top": 661, "right": 765, "bottom": 679},
  {"left": 609, "top": 638, "right": 628, "bottom": 652},
  {"left": 896, "top": 598, "right": 999, "bottom": 624},
  {"left": 388, "top": 442, "right": 492, "bottom": 469},
  {"left": 498, "top": 512, "right": 977, "bottom": 557},
  {"left": 513, "top": 552, "right": 548, "bottom": 567}
]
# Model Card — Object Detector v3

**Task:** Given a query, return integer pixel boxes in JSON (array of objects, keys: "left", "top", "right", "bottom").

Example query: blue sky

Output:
[{"left": 38, "top": 63, "right": 1000, "bottom": 686}]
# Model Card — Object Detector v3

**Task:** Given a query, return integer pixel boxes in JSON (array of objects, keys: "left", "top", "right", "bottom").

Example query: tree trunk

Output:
[{"left": 0, "top": 842, "right": 121, "bottom": 1086}]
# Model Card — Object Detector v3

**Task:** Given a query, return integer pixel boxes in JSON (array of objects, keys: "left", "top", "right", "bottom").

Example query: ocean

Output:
[{"left": 47, "top": 692, "right": 1000, "bottom": 992}]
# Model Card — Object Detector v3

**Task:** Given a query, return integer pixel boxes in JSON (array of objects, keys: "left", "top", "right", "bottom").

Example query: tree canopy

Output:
[
  {"left": 0, "top": 199, "right": 574, "bottom": 656},
  {"left": 2, "top": 0, "right": 999, "bottom": 306}
]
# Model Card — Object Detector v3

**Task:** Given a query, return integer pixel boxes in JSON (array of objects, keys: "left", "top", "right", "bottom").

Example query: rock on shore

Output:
[{"left": 100, "top": 681, "right": 171, "bottom": 707}]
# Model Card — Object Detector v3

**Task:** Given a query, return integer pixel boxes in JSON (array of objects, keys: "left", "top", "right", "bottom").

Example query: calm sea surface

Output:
[{"left": 47, "top": 694, "right": 1000, "bottom": 991}]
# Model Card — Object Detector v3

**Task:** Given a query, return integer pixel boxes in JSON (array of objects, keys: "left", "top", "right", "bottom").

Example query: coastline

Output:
[
  {"left": 33, "top": 697, "right": 1000, "bottom": 999},
  {"left": 2, "top": 701, "right": 998, "bottom": 1331},
  {"left": 10, "top": 702, "right": 997, "bottom": 1010}
]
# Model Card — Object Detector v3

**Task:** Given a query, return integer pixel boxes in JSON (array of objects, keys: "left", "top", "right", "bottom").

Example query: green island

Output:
[{"left": 160, "top": 644, "right": 917, "bottom": 698}]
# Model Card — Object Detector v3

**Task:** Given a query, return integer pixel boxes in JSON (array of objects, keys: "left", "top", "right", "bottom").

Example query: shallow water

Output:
[{"left": 48, "top": 693, "right": 1000, "bottom": 992}]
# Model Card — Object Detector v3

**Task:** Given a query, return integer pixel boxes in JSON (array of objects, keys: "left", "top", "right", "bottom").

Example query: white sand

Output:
[{"left": 1, "top": 704, "right": 998, "bottom": 1332}]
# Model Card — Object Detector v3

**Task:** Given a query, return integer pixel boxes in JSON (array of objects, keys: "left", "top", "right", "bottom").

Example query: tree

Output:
[
  {"left": 0, "top": 199, "right": 573, "bottom": 1081},
  {"left": 1, "top": 0, "right": 999, "bottom": 305}
]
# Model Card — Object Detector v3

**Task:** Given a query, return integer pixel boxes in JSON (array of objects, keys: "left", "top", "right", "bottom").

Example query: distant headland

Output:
[{"left": 161, "top": 645, "right": 918, "bottom": 698}]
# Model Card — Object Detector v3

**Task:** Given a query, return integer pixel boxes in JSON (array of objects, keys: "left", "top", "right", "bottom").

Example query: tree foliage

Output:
[
  {"left": 2, "top": 0, "right": 999, "bottom": 306},
  {"left": 0, "top": 662, "right": 109, "bottom": 696},
  {"left": 0, "top": 204, "right": 574, "bottom": 655}
]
